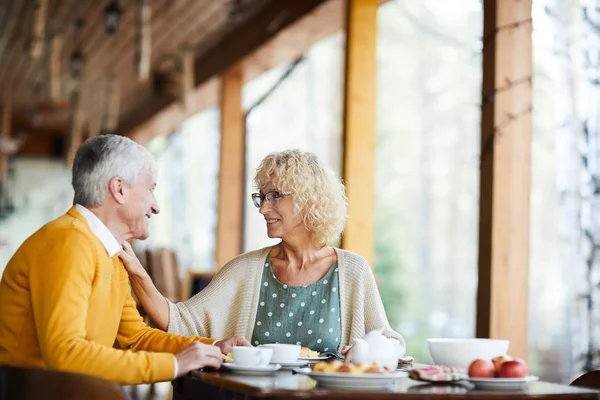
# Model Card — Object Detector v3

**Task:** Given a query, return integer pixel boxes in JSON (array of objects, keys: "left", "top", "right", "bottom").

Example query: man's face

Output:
[{"left": 120, "top": 167, "right": 160, "bottom": 240}]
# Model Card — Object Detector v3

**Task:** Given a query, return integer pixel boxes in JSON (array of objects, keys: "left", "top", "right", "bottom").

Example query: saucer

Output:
[
  {"left": 297, "top": 356, "right": 329, "bottom": 365},
  {"left": 294, "top": 367, "right": 408, "bottom": 390},
  {"left": 467, "top": 375, "right": 539, "bottom": 390},
  {"left": 277, "top": 360, "right": 309, "bottom": 369},
  {"left": 221, "top": 363, "right": 281, "bottom": 375}
]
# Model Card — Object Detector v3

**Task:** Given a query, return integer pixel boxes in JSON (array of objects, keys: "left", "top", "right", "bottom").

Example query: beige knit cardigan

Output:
[{"left": 166, "top": 246, "right": 406, "bottom": 355}]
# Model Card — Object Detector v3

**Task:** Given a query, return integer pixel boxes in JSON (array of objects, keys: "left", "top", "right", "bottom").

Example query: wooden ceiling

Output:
[
  {"left": 0, "top": 0, "right": 269, "bottom": 156},
  {"left": 0, "top": 0, "right": 342, "bottom": 158}
]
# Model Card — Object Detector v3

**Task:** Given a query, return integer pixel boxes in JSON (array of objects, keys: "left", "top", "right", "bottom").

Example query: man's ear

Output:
[{"left": 108, "top": 176, "right": 126, "bottom": 205}]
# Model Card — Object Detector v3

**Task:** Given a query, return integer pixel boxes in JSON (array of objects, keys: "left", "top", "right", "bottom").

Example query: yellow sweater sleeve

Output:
[
  {"left": 29, "top": 230, "right": 179, "bottom": 385},
  {"left": 116, "top": 284, "right": 216, "bottom": 353}
]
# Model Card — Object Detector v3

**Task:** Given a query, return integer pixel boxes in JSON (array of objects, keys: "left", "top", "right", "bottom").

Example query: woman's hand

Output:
[
  {"left": 341, "top": 345, "right": 353, "bottom": 356},
  {"left": 213, "top": 336, "right": 251, "bottom": 355},
  {"left": 119, "top": 241, "right": 147, "bottom": 277}
]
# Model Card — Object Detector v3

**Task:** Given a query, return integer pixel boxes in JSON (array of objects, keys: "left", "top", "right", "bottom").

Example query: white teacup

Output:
[
  {"left": 231, "top": 346, "right": 272, "bottom": 367},
  {"left": 260, "top": 344, "right": 301, "bottom": 364}
]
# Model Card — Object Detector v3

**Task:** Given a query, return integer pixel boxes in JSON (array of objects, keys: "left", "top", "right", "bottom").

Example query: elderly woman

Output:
[{"left": 121, "top": 150, "right": 405, "bottom": 355}]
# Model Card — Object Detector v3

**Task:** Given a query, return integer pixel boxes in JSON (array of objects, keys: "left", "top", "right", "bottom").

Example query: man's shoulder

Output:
[
  {"left": 23, "top": 211, "right": 96, "bottom": 250},
  {"left": 5, "top": 211, "right": 98, "bottom": 275}
]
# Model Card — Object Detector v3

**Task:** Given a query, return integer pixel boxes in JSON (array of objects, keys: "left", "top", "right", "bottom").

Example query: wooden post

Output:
[
  {"left": 477, "top": 0, "right": 532, "bottom": 361},
  {"left": 66, "top": 89, "right": 84, "bottom": 167},
  {"left": 0, "top": 95, "right": 11, "bottom": 181},
  {"left": 102, "top": 73, "right": 120, "bottom": 134},
  {"left": 135, "top": 0, "right": 152, "bottom": 81},
  {"left": 215, "top": 64, "right": 244, "bottom": 268},
  {"left": 30, "top": 0, "right": 48, "bottom": 59},
  {"left": 340, "top": 0, "right": 377, "bottom": 267},
  {"left": 181, "top": 47, "right": 195, "bottom": 113},
  {"left": 49, "top": 34, "right": 64, "bottom": 103}
]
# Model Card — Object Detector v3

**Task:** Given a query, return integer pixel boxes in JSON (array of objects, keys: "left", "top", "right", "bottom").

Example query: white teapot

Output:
[{"left": 349, "top": 328, "right": 404, "bottom": 370}]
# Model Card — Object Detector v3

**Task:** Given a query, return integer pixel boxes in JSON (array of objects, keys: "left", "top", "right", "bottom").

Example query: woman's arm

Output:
[{"left": 119, "top": 241, "right": 170, "bottom": 331}]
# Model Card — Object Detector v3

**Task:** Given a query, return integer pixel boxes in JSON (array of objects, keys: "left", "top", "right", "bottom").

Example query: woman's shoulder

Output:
[
  {"left": 220, "top": 246, "right": 272, "bottom": 271},
  {"left": 333, "top": 247, "right": 370, "bottom": 270}
]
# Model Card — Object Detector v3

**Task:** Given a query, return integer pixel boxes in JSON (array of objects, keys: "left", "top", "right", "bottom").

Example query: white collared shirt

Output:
[{"left": 75, "top": 204, "right": 121, "bottom": 257}]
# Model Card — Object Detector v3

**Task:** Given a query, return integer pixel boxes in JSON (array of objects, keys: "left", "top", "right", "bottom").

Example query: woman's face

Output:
[{"left": 258, "top": 184, "right": 307, "bottom": 242}]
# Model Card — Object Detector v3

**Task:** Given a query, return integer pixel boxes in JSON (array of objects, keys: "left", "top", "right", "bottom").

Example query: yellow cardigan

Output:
[{"left": 0, "top": 207, "right": 214, "bottom": 384}]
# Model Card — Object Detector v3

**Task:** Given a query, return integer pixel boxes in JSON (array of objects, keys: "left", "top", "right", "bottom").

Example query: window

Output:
[
  {"left": 243, "top": 34, "right": 344, "bottom": 252},
  {"left": 147, "top": 108, "right": 221, "bottom": 272},
  {"left": 374, "top": 0, "right": 482, "bottom": 363}
]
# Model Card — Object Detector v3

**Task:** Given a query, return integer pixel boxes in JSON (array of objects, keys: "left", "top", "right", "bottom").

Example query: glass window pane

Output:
[
  {"left": 243, "top": 34, "right": 344, "bottom": 252},
  {"left": 374, "top": 0, "right": 482, "bottom": 363},
  {"left": 148, "top": 108, "right": 220, "bottom": 272}
]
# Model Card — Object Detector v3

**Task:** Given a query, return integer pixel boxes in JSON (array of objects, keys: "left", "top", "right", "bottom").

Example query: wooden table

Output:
[
  {"left": 172, "top": 370, "right": 599, "bottom": 400},
  {"left": 0, "top": 366, "right": 126, "bottom": 400}
]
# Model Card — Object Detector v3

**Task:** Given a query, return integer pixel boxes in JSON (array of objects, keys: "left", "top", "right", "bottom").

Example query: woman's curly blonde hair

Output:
[{"left": 254, "top": 150, "right": 348, "bottom": 247}]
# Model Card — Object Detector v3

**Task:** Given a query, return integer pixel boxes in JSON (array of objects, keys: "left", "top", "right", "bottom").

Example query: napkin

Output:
[{"left": 408, "top": 365, "right": 467, "bottom": 382}]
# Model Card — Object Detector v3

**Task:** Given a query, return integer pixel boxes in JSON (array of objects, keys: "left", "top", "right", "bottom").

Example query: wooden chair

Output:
[
  {"left": 146, "top": 248, "right": 182, "bottom": 303},
  {"left": 570, "top": 370, "right": 600, "bottom": 389},
  {"left": 182, "top": 271, "right": 215, "bottom": 301},
  {"left": 0, "top": 366, "right": 126, "bottom": 400}
]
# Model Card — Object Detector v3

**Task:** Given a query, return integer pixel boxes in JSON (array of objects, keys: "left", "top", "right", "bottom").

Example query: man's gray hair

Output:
[{"left": 72, "top": 134, "right": 156, "bottom": 208}]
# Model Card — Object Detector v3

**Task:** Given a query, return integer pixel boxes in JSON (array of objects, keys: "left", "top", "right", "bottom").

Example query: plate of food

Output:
[
  {"left": 297, "top": 347, "right": 330, "bottom": 363},
  {"left": 465, "top": 355, "right": 538, "bottom": 390},
  {"left": 294, "top": 361, "right": 408, "bottom": 390}
]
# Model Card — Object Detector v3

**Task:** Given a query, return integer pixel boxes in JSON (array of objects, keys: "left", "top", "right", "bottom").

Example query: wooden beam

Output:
[
  {"left": 215, "top": 64, "right": 245, "bottom": 269},
  {"left": 17, "top": 134, "right": 64, "bottom": 158},
  {"left": 102, "top": 73, "right": 120, "bottom": 134},
  {"left": 49, "top": 34, "right": 64, "bottom": 103},
  {"left": 66, "top": 89, "right": 84, "bottom": 167},
  {"left": 340, "top": 0, "right": 377, "bottom": 267},
  {"left": 120, "top": 0, "right": 329, "bottom": 136},
  {"left": 29, "top": 0, "right": 48, "bottom": 59},
  {"left": 128, "top": 78, "right": 219, "bottom": 144},
  {"left": 181, "top": 47, "right": 195, "bottom": 113},
  {"left": 476, "top": 0, "right": 532, "bottom": 361},
  {"left": 0, "top": 95, "right": 11, "bottom": 180},
  {"left": 135, "top": 0, "right": 152, "bottom": 82}
]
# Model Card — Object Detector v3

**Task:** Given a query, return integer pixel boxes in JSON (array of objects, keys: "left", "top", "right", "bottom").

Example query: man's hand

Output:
[
  {"left": 213, "top": 336, "right": 251, "bottom": 355},
  {"left": 175, "top": 342, "right": 223, "bottom": 377},
  {"left": 119, "top": 241, "right": 146, "bottom": 277}
]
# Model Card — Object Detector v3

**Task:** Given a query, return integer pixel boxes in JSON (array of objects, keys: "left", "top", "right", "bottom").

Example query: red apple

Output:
[
  {"left": 491, "top": 355, "right": 513, "bottom": 374},
  {"left": 497, "top": 360, "right": 528, "bottom": 378},
  {"left": 468, "top": 359, "right": 496, "bottom": 378}
]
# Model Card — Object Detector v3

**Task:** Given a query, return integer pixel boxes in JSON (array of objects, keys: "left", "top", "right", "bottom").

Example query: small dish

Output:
[
  {"left": 294, "top": 367, "right": 408, "bottom": 390},
  {"left": 467, "top": 375, "right": 539, "bottom": 390},
  {"left": 221, "top": 363, "right": 281, "bottom": 375}
]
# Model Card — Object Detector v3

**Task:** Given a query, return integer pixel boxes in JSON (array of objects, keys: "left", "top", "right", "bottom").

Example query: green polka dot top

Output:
[{"left": 251, "top": 255, "right": 342, "bottom": 354}]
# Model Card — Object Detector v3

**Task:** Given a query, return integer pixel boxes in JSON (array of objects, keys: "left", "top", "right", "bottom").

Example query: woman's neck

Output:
[{"left": 273, "top": 239, "right": 329, "bottom": 270}]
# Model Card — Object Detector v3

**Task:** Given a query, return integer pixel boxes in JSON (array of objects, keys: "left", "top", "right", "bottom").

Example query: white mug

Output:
[
  {"left": 260, "top": 344, "right": 301, "bottom": 364},
  {"left": 232, "top": 346, "right": 273, "bottom": 366}
]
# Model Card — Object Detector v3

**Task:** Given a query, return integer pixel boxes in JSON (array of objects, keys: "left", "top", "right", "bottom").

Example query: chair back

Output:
[
  {"left": 146, "top": 248, "right": 181, "bottom": 302},
  {"left": 570, "top": 370, "right": 600, "bottom": 389},
  {"left": 0, "top": 366, "right": 127, "bottom": 400},
  {"left": 182, "top": 271, "right": 215, "bottom": 301}
]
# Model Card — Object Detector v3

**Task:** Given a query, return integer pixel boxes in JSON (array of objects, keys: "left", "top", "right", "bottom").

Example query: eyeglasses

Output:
[{"left": 251, "top": 191, "right": 292, "bottom": 208}]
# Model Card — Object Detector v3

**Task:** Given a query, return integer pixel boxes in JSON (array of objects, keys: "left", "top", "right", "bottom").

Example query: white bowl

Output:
[{"left": 427, "top": 338, "right": 509, "bottom": 369}]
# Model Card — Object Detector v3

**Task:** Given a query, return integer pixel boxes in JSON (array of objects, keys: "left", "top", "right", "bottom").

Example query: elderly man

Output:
[{"left": 0, "top": 134, "right": 249, "bottom": 385}]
